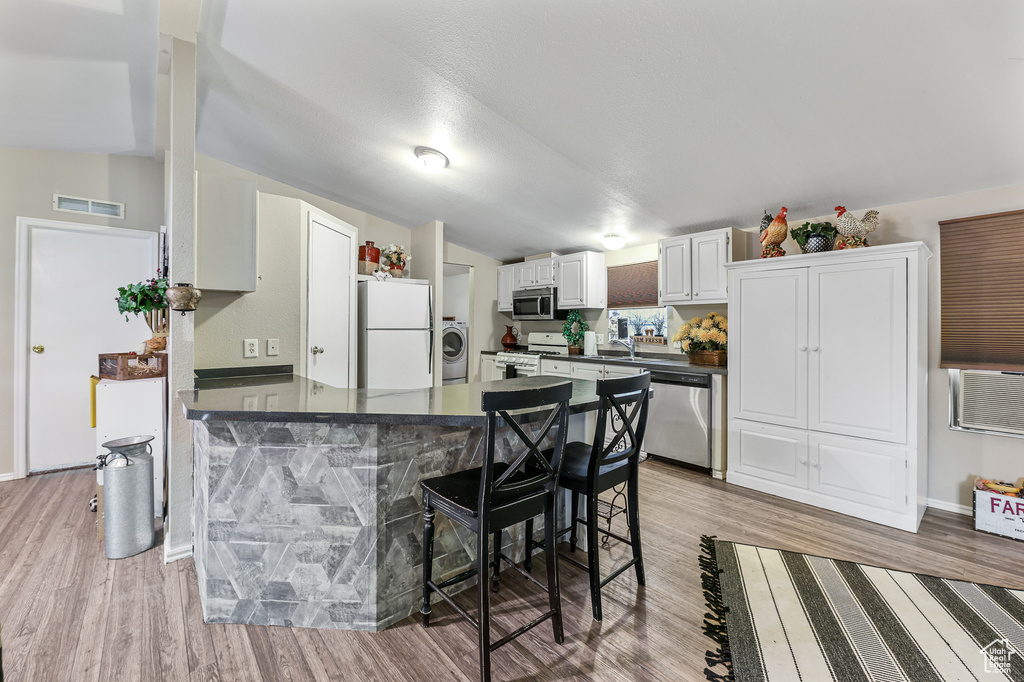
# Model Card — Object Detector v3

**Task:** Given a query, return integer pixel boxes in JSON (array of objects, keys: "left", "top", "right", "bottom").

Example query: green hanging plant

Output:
[{"left": 562, "top": 309, "right": 588, "bottom": 347}]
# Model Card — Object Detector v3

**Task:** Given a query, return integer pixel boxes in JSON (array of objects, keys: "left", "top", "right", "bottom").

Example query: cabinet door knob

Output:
[
  {"left": 812, "top": 346, "right": 821, "bottom": 352},
  {"left": 311, "top": 346, "right": 324, "bottom": 355},
  {"left": 799, "top": 346, "right": 808, "bottom": 352},
  {"left": 32, "top": 345, "right": 44, "bottom": 354}
]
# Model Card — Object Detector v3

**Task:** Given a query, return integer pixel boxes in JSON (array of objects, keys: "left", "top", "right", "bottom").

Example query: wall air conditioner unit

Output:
[{"left": 955, "top": 370, "right": 1024, "bottom": 436}]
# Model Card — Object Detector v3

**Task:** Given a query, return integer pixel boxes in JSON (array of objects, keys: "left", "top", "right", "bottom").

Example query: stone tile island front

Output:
[{"left": 181, "top": 375, "right": 600, "bottom": 631}]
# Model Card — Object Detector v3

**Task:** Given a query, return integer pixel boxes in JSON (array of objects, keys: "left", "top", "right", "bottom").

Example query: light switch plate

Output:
[
  {"left": 267, "top": 339, "right": 279, "bottom": 356},
  {"left": 244, "top": 338, "right": 258, "bottom": 358},
  {"left": 242, "top": 395, "right": 258, "bottom": 411},
  {"left": 596, "top": 333, "right": 605, "bottom": 344},
  {"left": 672, "top": 341, "right": 681, "bottom": 349},
  {"left": 266, "top": 394, "right": 279, "bottom": 411}
]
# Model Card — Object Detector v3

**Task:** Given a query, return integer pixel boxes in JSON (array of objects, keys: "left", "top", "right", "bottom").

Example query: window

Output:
[
  {"left": 608, "top": 307, "right": 669, "bottom": 341},
  {"left": 939, "top": 209, "right": 1024, "bottom": 371}
]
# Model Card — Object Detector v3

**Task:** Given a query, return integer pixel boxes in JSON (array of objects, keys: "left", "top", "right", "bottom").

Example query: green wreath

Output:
[{"left": 562, "top": 309, "right": 588, "bottom": 347}]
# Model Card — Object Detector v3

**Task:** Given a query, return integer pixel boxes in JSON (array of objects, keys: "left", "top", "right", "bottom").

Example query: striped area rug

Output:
[{"left": 700, "top": 536, "right": 1024, "bottom": 681}]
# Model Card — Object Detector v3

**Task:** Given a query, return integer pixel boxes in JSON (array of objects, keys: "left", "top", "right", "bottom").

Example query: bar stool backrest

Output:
[
  {"left": 588, "top": 372, "right": 652, "bottom": 478},
  {"left": 479, "top": 381, "right": 573, "bottom": 517}
]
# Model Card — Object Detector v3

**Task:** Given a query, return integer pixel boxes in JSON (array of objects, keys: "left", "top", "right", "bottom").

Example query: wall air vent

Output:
[
  {"left": 52, "top": 194, "right": 125, "bottom": 219},
  {"left": 957, "top": 370, "right": 1024, "bottom": 436}
]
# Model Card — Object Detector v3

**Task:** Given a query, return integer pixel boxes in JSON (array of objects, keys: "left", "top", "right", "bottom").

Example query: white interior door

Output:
[
  {"left": 21, "top": 220, "right": 157, "bottom": 473},
  {"left": 307, "top": 213, "right": 356, "bottom": 388}
]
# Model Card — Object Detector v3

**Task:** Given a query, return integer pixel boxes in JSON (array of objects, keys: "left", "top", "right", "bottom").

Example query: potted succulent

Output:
[
  {"left": 671, "top": 312, "right": 727, "bottom": 366},
  {"left": 381, "top": 244, "right": 411, "bottom": 277},
  {"left": 562, "top": 309, "right": 588, "bottom": 355},
  {"left": 116, "top": 274, "right": 169, "bottom": 351},
  {"left": 790, "top": 220, "right": 838, "bottom": 254}
]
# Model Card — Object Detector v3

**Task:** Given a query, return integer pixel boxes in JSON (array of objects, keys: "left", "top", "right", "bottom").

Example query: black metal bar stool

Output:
[
  {"left": 526, "top": 371, "right": 651, "bottom": 622},
  {"left": 420, "top": 379, "right": 572, "bottom": 682}
]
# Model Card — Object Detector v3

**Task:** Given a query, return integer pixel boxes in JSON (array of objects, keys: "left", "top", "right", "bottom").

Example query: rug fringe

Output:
[{"left": 700, "top": 535, "right": 733, "bottom": 682}]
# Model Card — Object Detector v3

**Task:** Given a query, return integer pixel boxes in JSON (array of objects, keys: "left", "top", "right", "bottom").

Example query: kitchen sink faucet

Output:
[{"left": 610, "top": 337, "right": 637, "bottom": 360}]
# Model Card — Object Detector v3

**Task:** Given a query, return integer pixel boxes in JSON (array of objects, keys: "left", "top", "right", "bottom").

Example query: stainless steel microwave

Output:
[{"left": 512, "top": 287, "right": 568, "bottom": 321}]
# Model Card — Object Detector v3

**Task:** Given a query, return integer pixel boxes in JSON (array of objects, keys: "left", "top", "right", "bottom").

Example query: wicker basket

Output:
[
  {"left": 686, "top": 350, "right": 727, "bottom": 367},
  {"left": 98, "top": 353, "right": 167, "bottom": 380}
]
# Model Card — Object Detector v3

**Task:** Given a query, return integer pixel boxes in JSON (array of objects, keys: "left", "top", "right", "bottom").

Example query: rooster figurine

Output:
[
  {"left": 760, "top": 206, "right": 788, "bottom": 258},
  {"left": 834, "top": 206, "right": 880, "bottom": 249}
]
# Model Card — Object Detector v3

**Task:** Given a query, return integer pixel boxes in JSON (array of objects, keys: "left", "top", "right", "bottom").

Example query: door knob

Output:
[
  {"left": 311, "top": 346, "right": 324, "bottom": 355},
  {"left": 31, "top": 345, "right": 44, "bottom": 354}
]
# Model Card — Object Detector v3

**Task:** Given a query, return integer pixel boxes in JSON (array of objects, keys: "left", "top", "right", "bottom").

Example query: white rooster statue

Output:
[{"left": 834, "top": 206, "right": 880, "bottom": 249}]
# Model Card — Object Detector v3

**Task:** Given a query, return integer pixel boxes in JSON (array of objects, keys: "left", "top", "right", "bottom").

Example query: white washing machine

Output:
[{"left": 441, "top": 321, "right": 469, "bottom": 385}]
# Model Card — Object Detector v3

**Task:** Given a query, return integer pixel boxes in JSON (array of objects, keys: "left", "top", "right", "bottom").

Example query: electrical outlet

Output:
[
  {"left": 267, "top": 339, "right": 279, "bottom": 356},
  {"left": 244, "top": 338, "right": 258, "bottom": 358},
  {"left": 672, "top": 340, "right": 681, "bottom": 349},
  {"left": 242, "top": 395, "right": 258, "bottom": 411}
]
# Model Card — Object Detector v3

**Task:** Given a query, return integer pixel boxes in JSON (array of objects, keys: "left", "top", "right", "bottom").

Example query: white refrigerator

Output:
[{"left": 358, "top": 279, "right": 434, "bottom": 389}]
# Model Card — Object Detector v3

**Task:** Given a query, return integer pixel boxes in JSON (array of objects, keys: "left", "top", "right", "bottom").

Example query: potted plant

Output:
[
  {"left": 381, "top": 244, "right": 411, "bottom": 277},
  {"left": 562, "top": 309, "right": 588, "bottom": 355},
  {"left": 789, "top": 220, "right": 838, "bottom": 254},
  {"left": 671, "top": 312, "right": 727, "bottom": 366},
  {"left": 116, "top": 274, "right": 169, "bottom": 351}
]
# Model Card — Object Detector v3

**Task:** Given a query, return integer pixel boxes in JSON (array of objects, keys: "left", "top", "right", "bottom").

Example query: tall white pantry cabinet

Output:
[{"left": 724, "top": 242, "right": 931, "bottom": 532}]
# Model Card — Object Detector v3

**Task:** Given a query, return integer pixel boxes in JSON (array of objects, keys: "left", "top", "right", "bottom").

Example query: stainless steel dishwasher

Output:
[{"left": 644, "top": 370, "right": 712, "bottom": 469}]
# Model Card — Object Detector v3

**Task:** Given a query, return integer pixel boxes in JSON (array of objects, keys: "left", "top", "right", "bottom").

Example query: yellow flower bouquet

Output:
[{"left": 671, "top": 312, "right": 727, "bottom": 354}]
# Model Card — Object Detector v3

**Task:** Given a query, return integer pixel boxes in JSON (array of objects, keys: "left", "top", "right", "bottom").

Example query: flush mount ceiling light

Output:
[
  {"left": 414, "top": 146, "right": 449, "bottom": 170},
  {"left": 602, "top": 233, "right": 626, "bottom": 250}
]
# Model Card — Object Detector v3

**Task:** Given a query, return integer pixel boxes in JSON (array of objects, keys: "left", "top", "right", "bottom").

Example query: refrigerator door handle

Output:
[
  {"left": 428, "top": 330, "right": 433, "bottom": 374},
  {"left": 428, "top": 286, "right": 434, "bottom": 329}
]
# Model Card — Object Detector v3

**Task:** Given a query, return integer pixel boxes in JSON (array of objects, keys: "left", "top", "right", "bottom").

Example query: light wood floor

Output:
[{"left": 3, "top": 463, "right": 1024, "bottom": 681}]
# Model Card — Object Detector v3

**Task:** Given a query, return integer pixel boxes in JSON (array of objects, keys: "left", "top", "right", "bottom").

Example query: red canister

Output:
[{"left": 358, "top": 241, "right": 381, "bottom": 275}]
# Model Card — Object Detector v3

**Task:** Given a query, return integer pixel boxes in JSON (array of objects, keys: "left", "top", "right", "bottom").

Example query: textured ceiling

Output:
[
  {"left": 191, "top": 2, "right": 1020, "bottom": 260},
  {"left": 0, "top": 0, "right": 157, "bottom": 155}
]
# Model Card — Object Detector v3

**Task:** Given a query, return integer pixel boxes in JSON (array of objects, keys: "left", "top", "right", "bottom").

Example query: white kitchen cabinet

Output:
[
  {"left": 508, "top": 257, "right": 556, "bottom": 292},
  {"left": 725, "top": 242, "right": 931, "bottom": 532},
  {"left": 556, "top": 251, "right": 606, "bottom": 309},
  {"left": 540, "top": 358, "right": 573, "bottom": 377},
  {"left": 480, "top": 356, "right": 503, "bottom": 382},
  {"left": 196, "top": 171, "right": 258, "bottom": 292},
  {"left": 535, "top": 257, "right": 556, "bottom": 286},
  {"left": 569, "top": 362, "right": 605, "bottom": 382},
  {"left": 512, "top": 261, "right": 537, "bottom": 290},
  {"left": 659, "top": 227, "right": 742, "bottom": 305},
  {"left": 604, "top": 364, "right": 643, "bottom": 379},
  {"left": 497, "top": 265, "right": 514, "bottom": 312}
]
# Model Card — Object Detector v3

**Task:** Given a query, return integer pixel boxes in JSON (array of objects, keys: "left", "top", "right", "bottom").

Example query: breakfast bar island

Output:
[{"left": 181, "top": 374, "right": 601, "bottom": 631}]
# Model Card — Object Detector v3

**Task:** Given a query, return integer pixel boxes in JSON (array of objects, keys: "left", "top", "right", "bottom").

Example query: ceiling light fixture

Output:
[
  {"left": 602, "top": 233, "right": 626, "bottom": 250},
  {"left": 415, "top": 146, "right": 449, "bottom": 170}
]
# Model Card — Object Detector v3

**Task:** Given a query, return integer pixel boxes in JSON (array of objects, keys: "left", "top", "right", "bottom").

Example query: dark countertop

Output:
[
  {"left": 180, "top": 374, "right": 602, "bottom": 426},
  {"left": 480, "top": 349, "right": 727, "bottom": 375}
]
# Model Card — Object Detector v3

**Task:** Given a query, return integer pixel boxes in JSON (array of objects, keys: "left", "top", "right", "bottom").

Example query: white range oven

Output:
[{"left": 494, "top": 332, "right": 568, "bottom": 378}]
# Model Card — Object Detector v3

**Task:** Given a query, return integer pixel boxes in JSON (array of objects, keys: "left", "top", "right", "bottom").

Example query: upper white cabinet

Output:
[
  {"left": 659, "top": 228, "right": 742, "bottom": 305},
  {"left": 511, "top": 256, "right": 556, "bottom": 290},
  {"left": 196, "top": 171, "right": 258, "bottom": 292},
  {"left": 535, "top": 257, "right": 556, "bottom": 286},
  {"left": 725, "top": 242, "right": 931, "bottom": 532},
  {"left": 557, "top": 251, "right": 606, "bottom": 309},
  {"left": 512, "top": 260, "right": 536, "bottom": 290},
  {"left": 497, "top": 264, "right": 514, "bottom": 312}
]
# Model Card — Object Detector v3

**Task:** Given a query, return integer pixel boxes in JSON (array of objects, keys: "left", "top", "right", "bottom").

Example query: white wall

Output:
[
  {"left": 0, "top": 148, "right": 165, "bottom": 478},
  {"left": 193, "top": 155, "right": 412, "bottom": 370},
  {"left": 443, "top": 263, "right": 471, "bottom": 322},
  {"left": 443, "top": 243, "right": 503, "bottom": 382}
]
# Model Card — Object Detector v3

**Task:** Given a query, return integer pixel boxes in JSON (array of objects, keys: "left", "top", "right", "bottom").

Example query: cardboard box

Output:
[{"left": 974, "top": 477, "right": 1024, "bottom": 541}]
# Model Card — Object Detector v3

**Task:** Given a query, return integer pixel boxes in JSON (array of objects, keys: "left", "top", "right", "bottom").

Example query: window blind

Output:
[
  {"left": 939, "top": 208, "right": 1024, "bottom": 371},
  {"left": 607, "top": 261, "right": 658, "bottom": 309}
]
